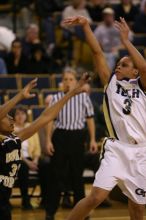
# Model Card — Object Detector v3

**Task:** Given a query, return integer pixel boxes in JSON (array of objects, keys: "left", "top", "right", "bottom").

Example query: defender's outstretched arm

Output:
[
  {"left": 17, "top": 73, "right": 90, "bottom": 141},
  {"left": 0, "top": 78, "right": 37, "bottom": 120}
]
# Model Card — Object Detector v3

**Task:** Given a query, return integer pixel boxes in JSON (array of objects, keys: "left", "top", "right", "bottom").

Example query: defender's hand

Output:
[
  {"left": 74, "top": 72, "right": 91, "bottom": 94},
  {"left": 21, "top": 78, "right": 38, "bottom": 99}
]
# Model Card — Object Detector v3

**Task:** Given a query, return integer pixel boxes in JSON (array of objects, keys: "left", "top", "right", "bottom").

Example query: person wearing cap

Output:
[
  {"left": 94, "top": 7, "right": 133, "bottom": 71},
  {"left": 94, "top": 7, "right": 122, "bottom": 71}
]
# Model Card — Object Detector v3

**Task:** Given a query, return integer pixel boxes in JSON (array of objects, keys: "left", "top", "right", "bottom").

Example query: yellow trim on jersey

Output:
[
  {"left": 0, "top": 134, "right": 7, "bottom": 142},
  {"left": 100, "top": 138, "right": 107, "bottom": 161},
  {"left": 103, "top": 97, "right": 116, "bottom": 138}
]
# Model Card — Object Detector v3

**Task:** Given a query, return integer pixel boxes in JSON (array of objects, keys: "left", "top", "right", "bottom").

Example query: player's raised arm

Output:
[
  {"left": 0, "top": 78, "right": 37, "bottom": 121},
  {"left": 63, "top": 16, "right": 111, "bottom": 86},
  {"left": 17, "top": 73, "right": 90, "bottom": 141},
  {"left": 115, "top": 17, "right": 146, "bottom": 89}
]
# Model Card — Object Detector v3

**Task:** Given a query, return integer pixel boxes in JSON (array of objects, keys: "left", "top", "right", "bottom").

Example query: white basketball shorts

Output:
[{"left": 93, "top": 138, "right": 146, "bottom": 204}]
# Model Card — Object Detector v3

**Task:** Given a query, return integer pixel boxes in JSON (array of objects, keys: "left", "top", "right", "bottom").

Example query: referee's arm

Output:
[
  {"left": 85, "top": 94, "right": 97, "bottom": 153},
  {"left": 86, "top": 117, "right": 97, "bottom": 153},
  {"left": 45, "top": 121, "right": 55, "bottom": 156}
]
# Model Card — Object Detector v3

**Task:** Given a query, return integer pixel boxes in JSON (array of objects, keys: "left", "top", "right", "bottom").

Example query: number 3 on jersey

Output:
[
  {"left": 123, "top": 98, "right": 132, "bottom": 115},
  {"left": 9, "top": 164, "right": 18, "bottom": 177}
]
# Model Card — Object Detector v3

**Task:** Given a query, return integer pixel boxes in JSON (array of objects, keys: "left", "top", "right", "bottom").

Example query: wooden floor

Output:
[
  {"left": 11, "top": 200, "right": 146, "bottom": 220},
  {"left": 11, "top": 184, "right": 146, "bottom": 220}
]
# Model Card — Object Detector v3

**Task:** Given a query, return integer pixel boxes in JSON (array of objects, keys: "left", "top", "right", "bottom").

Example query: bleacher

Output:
[{"left": 0, "top": 74, "right": 104, "bottom": 107}]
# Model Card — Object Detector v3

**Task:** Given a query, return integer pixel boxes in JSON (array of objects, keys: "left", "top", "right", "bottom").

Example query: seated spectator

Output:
[
  {"left": 22, "top": 24, "right": 41, "bottom": 58},
  {"left": 35, "top": 0, "right": 63, "bottom": 55},
  {"left": 94, "top": 7, "right": 122, "bottom": 71},
  {"left": 14, "top": 0, "right": 35, "bottom": 34},
  {"left": 5, "top": 38, "right": 28, "bottom": 74},
  {"left": 28, "top": 44, "right": 50, "bottom": 74},
  {"left": 86, "top": 0, "right": 106, "bottom": 22},
  {"left": 94, "top": 7, "right": 133, "bottom": 71},
  {"left": 48, "top": 45, "right": 67, "bottom": 73},
  {"left": 13, "top": 106, "right": 41, "bottom": 209},
  {"left": 114, "top": 0, "right": 139, "bottom": 27},
  {"left": 62, "top": 0, "right": 92, "bottom": 24},
  {"left": 133, "top": 0, "right": 146, "bottom": 33},
  {"left": 61, "top": 0, "right": 93, "bottom": 67}
]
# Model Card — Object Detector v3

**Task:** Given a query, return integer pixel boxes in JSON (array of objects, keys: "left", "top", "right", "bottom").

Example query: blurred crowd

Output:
[{"left": 0, "top": 0, "right": 145, "bottom": 81}]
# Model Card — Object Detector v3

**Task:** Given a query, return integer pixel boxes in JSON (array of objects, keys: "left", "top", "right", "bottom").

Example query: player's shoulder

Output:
[
  {"left": 0, "top": 134, "right": 7, "bottom": 142},
  {"left": 105, "top": 72, "right": 116, "bottom": 89},
  {"left": 0, "top": 134, "right": 13, "bottom": 146}
]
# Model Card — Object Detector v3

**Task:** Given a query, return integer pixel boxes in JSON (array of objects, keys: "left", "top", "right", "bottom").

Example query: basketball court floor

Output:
[
  {"left": 11, "top": 184, "right": 146, "bottom": 220},
  {"left": 12, "top": 201, "right": 146, "bottom": 220}
]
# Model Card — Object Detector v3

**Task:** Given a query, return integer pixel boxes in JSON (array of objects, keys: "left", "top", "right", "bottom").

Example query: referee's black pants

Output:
[{"left": 45, "top": 129, "right": 86, "bottom": 216}]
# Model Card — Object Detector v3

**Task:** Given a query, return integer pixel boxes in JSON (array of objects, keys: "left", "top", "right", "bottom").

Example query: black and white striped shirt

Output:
[{"left": 50, "top": 92, "right": 94, "bottom": 130}]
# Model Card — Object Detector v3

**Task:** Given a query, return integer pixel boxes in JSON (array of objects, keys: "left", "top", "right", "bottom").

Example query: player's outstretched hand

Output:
[
  {"left": 21, "top": 78, "right": 38, "bottom": 99},
  {"left": 74, "top": 72, "right": 91, "bottom": 94},
  {"left": 115, "top": 17, "right": 130, "bottom": 43},
  {"left": 62, "top": 15, "right": 89, "bottom": 27}
]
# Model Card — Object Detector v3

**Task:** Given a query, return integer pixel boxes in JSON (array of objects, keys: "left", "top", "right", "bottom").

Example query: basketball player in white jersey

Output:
[{"left": 63, "top": 16, "right": 146, "bottom": 220}]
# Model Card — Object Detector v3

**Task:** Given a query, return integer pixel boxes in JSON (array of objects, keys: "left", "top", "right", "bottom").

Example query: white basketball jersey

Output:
[{"left": 103, "top": 74, "right": 146, "bottom": 144}]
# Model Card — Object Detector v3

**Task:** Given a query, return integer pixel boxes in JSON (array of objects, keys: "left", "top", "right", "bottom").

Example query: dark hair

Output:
[
  {"left": 31, "top": 43, "right": 45, "bottom": 55},
  {"left": 10, "top": 105, "right": 28, "bottom": 121},
  {"left": 11, "top": 38, "right": 22, "bottom": 47}
]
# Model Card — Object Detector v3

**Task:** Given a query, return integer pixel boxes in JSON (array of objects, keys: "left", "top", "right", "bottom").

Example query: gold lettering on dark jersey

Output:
[
  {"left": 6, "top": 149, "right": 20, "bottom": 163},
  {"left": 0, "top": 175, "right": 15, "bottom": 188}
]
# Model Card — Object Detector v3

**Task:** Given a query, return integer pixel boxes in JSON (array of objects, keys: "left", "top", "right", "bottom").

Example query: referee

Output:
[{"left": 45, "top": 68, "right": 97, "bottom": 220}]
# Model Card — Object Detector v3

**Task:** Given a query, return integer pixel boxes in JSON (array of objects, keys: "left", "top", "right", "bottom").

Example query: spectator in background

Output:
[
  {"left": 114, "top": 0, "right": 139, "bottom": 27},
  {"left": 22, "top": 24, "right": 41, "bottom": 58},
  {"left": 94, "top": 7, "right": 133, "bottom": 71},
  {"left": 94, "top": 7, "right": 122, "bottom": 71},
  {"left": 62, "top": 0, "right": 92, "bottom": 22},
  {"left": 35, "top": 0, "right": 63, "bottom": 56},
  {"left": 133, "top": 0, "right": 146, "bottom": 33},
  {"left": 14, "top": 0, "right": 35, "bottom": 35},
  {"left": 61, "top": 0, "right": 92, "bottom": 67},
  {"left": 86, "top": 0, "right": 106, "bottom": 22},
  {"left": 28, "top": 44, "right": 50, "bottom": 74},
  {"left": 13, "top": 106, "right": 41, "bottom": 209},
  {"left": 5, "top": 38, "right": 28, "bottom": 74}
]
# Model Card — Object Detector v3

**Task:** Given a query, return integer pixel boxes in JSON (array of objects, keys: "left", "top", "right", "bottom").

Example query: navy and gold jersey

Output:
[{"left": 0, "top": 134, "right": 21, "bottom": 189}]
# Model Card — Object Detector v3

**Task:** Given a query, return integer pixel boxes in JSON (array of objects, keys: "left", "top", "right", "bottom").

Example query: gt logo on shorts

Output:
[{"left": 135, "top": 188, "right": 146, "bottom": 197}]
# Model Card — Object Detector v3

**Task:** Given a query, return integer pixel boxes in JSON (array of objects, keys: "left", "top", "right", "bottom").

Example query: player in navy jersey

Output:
[
  {"left": 63, "top": 16, "right": 146, "bottom": 220},
  {"left": 0, "top": 74, "right": 89, "bottom": 220}
]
